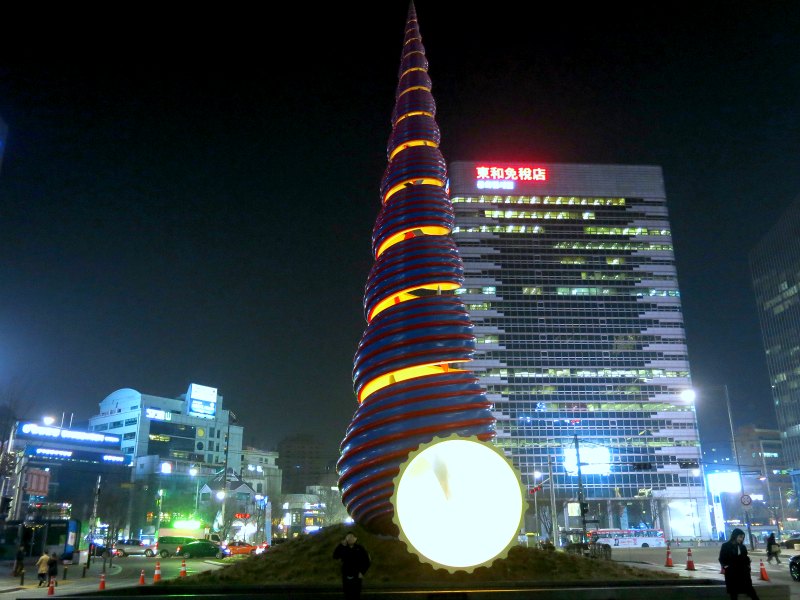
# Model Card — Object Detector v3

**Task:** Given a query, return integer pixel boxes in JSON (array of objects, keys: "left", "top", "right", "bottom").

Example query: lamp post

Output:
[
  {"left": 532, "top": 471, "right": 541, "bottom": 538},
  {"left": 190, "top": 467, "right": 200, "bottom": 511},
  {"left": 220, "top": 410, "right": 237, "bottom": 540},
  {"left": 683, "top": 385, "right": 753, "bottom": 549},
  {"left": 154, "top": 489, "right": 164, "bottom": 536}
]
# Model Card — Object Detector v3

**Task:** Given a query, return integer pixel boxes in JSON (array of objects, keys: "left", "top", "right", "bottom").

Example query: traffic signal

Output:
[
  {"left": 580, "top": 502, "right": 589, "bottom": 516},
  {"left": 528, "top": 485, "right": 543, "bottom": 495}
]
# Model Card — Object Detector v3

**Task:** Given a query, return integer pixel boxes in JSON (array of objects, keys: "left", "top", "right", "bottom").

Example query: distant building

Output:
[
  {"left": 275, "top": 434, "right": 335, "bottom": 494},
  {"left": 737, "top": 426, "right": 792, "bottom": 524},
  {"left": 87, "top": 384, "right": 242, "bottom": 537},
  {"left": 449, "top": 161, "right": 710, "bottom": 539},
  {"left": 750, "top": 195, "right": 800, "bottom": 493},
  {"left": 241, "top": 446, "right": 281, "bottom": 498}
]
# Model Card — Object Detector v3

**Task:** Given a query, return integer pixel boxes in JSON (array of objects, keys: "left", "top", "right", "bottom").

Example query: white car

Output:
[{"left": 113, "top": 539, "right": 156, "bottom": 557}]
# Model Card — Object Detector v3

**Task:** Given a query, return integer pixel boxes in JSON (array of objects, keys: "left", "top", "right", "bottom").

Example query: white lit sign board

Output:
[
  {"left": 145, "top": 408, "right": 171, "bottom": 421},
  {"left": 18, "top": 423, "right": 120, "bottom": 446},
  {"left": 187, "top": 383, "right": 218, "bottom": 418}
]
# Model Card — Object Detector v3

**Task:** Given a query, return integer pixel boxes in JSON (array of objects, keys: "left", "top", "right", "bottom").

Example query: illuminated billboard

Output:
[
  {"left": 16, "top": 423, "right": 120, "bottom": 447},
  {"left": 187, "top": 383, "right": 218, "bottom": 418}
]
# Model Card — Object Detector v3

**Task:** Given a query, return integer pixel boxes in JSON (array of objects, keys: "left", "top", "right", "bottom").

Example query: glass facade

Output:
[
  {"left": 448, "top": 161, "right": 710, "bottom": 539},
  {"left": 750, "top": 195, "right": 800, "bottom": 492}
]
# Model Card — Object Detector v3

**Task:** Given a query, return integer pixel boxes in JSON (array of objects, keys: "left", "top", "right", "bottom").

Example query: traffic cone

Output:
[
  {"left": 98, "top": 573, "right": 106, "bottom": 590},
  {"left": 139, "top": 569, "right": 145, "bottom": 585},
  {"left": 153, "top": 561, "right": 161, "bottom": 583},
  {"left": 47, "top": 577, "right": 55, "bottom": 596},
  {"left": 760, "top": 559, "right": 770, "bottom": 581},
  {"left": 685, "top": 547, "right": 696, "bottom": 571},
  {"left": 664, "top": 544, "right": 674, "bottom": 567},
  {"left": 179, "top": 559, "right": 187, "bottom": 578}
]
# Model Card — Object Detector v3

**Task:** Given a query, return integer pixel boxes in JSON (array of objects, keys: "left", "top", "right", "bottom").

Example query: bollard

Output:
[
  {"left": 19, "top": 568, "right": 24, "bottom": 586},
  {"left": 82, "top": 565, "right": 87, "bottom": 578},
  {"left": 63, "top": 566, "right": 68, "bottom": 581}
]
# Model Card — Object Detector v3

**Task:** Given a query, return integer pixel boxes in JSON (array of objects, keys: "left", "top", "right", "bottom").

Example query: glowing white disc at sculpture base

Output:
[{"left": 393, "top": 436, "right": 524, "bottom": 572}]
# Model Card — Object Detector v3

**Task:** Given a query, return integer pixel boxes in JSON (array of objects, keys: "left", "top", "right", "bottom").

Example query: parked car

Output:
[
  {"left": 781, "top": 536, "right": 800, "bottom": 549},
  {"left": 790, "top": 554, "right": 800, "bottom": 581},
  {"left": 175, "top": 539, "right": 230, "bottom": 559},
  {"left": 253, "top": 541, "right": 270, "bottom": 555},
  {"left": 156, "top": 536, "right": 197, "bottom": 558},
  {"left": 224, "top": 540, "right": 258, "bottom": 556},
  {"left": 89, "top": 543, "right": 117, "bottom": 557},
  {"left": 113, "top": 539, "right": 156, "bottom": 557}
]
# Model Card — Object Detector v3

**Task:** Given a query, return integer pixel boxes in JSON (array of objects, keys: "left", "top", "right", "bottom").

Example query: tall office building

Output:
[
  {"left": 750, "top": 194, "right": 800, "bottom": 491},
  {"left": 449, "top": 161, "right": 710, "bottom": 539}
]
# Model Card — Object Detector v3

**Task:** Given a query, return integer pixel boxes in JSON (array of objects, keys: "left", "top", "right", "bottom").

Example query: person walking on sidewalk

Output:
[
  {"left": 766, "top": 532, "right": 782, "bottom": 564},
  {"left": 46, "top": 552, "right": 58, "bottom": 587},
  {"left": 35, "top": 551, "right": 49, "bottom": 587},
  {"left": 719, "top": 528, "right": 760, "bottom": 600}
]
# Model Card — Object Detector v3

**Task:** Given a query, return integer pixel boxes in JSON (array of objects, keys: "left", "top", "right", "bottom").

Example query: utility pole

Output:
[
  {"left": 220, "top": 410, "right": 237, "bottom": 540},
  {"left": 548, "top": 454, "right": 557, "bottom": 545},
  {"left": 86, "top": 475, "right": 101, "bottom": 569},
  {"left": 724, "top": 385, "right": 754, "bottom": 550},
  {"left": 575, "top": 434, "right": 587, "bottom": 544}
]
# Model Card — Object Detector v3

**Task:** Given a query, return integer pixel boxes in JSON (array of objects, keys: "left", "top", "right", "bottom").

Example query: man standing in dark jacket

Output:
[
  {"left": 719, "top": 528, "right": 760, "bottom": 599},
  {"left": 333, "top": 532, "right": 371, "bottom": 599}
]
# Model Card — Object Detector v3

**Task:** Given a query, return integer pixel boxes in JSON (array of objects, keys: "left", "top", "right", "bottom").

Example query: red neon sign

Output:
[{"left": 475, "top": 165, "right": 547, "bottom": 182}]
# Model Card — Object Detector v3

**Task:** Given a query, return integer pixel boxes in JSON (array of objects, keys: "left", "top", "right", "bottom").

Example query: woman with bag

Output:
[{"left": 767, "top": 532, "right": 782, "bottom": 564}]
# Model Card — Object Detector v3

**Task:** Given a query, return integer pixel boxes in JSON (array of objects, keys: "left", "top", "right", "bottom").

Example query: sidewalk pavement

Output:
[{"left": 0, "top": 559, "right": 121, "bottom": 595}]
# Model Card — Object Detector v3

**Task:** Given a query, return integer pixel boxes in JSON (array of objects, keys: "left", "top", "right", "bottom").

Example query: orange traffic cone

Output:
[
  {"left": 760, "top": 559, "right": 770, "bottom": 581},
  {"left": 179, "top": 559, "right": 187, "bottom": 578},
  {"left": 153, "top": 561, "right": 161, "bottom": 583},
  {"left": 47, "top": 577, "right": 55, "bottom": 596},
  {"left": 139, "top": 569, "right": 146, "bottom": 585},
  {"left": 98, "top": 573, "right": 106, "bottom": 590},
  {"left": 685, "top": 547, "right": 696, "bottom": 571},
  {"left": 664, "top": 544, "right": 674, "bottom": 567}
]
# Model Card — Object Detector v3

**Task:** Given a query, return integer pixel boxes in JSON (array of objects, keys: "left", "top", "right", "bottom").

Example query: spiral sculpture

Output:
[{"left": 337, "top": 2, "right": 524, "bottom": 572}]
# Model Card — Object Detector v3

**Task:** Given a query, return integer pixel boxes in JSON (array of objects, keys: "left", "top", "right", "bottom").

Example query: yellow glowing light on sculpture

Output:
[
  {"left": 395, "top": 110, "right": 434, "bottom": 124},
  {"left": 388, "top": 140, "right": 439, "bottom": 161},
  {"left": 392, "top": 435, "right": 524, "bottom": 572},
  {"left": 368, "top": 281, "right": 461, "bottom": 322},
  {"left": 397, "top": 85, "right": 430, "bottom": 97},
  {"left": 383, "top": 178, "right": 444, "bottom": 204},
  {"left": 376, "top": 225, "right": 451, "bottom": 257},
  {"left": 358, "top": 362, "right": 466, "bottom": 403}
]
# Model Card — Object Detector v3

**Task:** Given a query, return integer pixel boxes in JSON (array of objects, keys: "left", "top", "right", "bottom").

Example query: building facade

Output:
[
  {"left": 4, "top": 421, "right": 130, "bottom": 524},
  {"left": 750, "top": 195, "right": 800, "bottom": 494},
  {"left": 87, "top": 384, "right": 243, "bottom": 537},
  {"left": 448, "top": 161, "right": 710, "bottom": 539},
  {"left": 241, "top": 446, "right": 282, "bottom": 498}
]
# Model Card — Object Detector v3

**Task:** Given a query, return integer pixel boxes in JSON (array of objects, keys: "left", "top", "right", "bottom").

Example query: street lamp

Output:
[
  {"left": 682, "top": 385, "right": 753, "bottom": 548},
  {"left": 190, "top": 467, "right": 200, "bottom": 511},
  {"left": 220, "top": 410, "right": 237, "bottom": 540},
  {"left": 532, "top": 471, "right": 541, "bottom": 538},
  {"left": 155, "top": 489, "right": 164, "bottom": 535}
]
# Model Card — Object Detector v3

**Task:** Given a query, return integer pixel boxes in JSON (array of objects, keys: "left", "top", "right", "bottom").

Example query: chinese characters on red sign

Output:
[{"left": 475, "top": 165, "right": 548, "bottom": 181}]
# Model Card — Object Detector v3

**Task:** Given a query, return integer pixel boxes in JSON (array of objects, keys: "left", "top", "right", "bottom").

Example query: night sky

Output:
[{"left": 1, "top": 3, "right": 798, "bottom": 457}]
